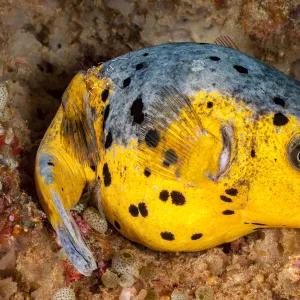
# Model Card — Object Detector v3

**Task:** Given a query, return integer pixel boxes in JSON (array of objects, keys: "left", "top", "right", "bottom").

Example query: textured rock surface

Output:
[{"left": 1, "top": 0, "right": 300, "bottom": 299}]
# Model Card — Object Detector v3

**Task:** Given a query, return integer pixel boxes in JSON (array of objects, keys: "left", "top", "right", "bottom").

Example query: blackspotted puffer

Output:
[{"left": 35, "top": 42, "right": 300, "bottom": 275}]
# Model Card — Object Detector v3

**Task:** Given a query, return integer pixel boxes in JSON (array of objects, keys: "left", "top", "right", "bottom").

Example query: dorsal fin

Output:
[
  {"left": 138, "top": 87, "right": 207, "bottom": 181},
  {"left": 214, "top": 36, "right": 239, "bottom": 51}
]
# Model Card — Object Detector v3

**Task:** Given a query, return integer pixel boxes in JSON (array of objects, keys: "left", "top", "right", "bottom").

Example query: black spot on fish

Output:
[
  {"left": 161, "top": 231, "right": 175, "bottom": 241},
  {"left": 220, "top": 195, "right": 233, "bottom": 203},
  {"left": 159, "top": 190, "right": 169, "bottom": 202},
  {"left": 136, "top": 63, "right": 145, "bottom": 70},
  {"left": 130, "top": 97, "right": 144, "bottom": 124},
  {"left": 103, "top": 163, "right": 111, "bottom": 186},
  {"left": 143, "top": 53, "right": 149, "bottom": 56},
  {"left": 138, "top": 202, "right": 148, "bottom": 217},
  {"left": 144, "top": 168, "right": 151, "bottom": 177},
  {"left": 234, "top": 65, "right": 248, "bottom": 74},
  {"left": 273, "top": 112, "right": 289, "bottom": 126},
  {"left": 252, "top": 222, "right": 266, "bottom": 226},
  {"left": 273, "top": 97, "right": 285, "bottom": 108},
  {"left": 103, "top": 104, "right": 110, "bottom": 131},
  {"left": 209, "top": 56, "right": 220, "bottom": 61},
  {"left": 244, "top": 222, "right": 249, "bottom": 224},
  {"left": 123, "top": 77, "right": 131, "bottom": 88},
  {"left": 90, "top": 165, "right": 96, "bottom": 172},
  {"left": 101, "top": 89, "right": 109, "bottom": 102},
  {"left": 105, "top": 131, "right": 113, "bottom": 149},
  {"left": 145, "top": 129, "right": 160, "bottom": 148},
  {"left": 47, "top": 162, "right": 54, "bottom": 166},
  {"left": 207, "top": 101, "right": 214, "bottom": 108},
  {"left": 114, "top": 221, "right": 121, "bottom": 230},
  {"left": 251, "top": 149, "right": 256, "bottom": 158},
  {"left": 225, "top": 188, "right": 238, "bottom": 196},
  {"left": 171, "top": 191, "right": 186, "bottom": 206},
  {"left": 222, "top": 210, "right": 235, "bottom": 215},
  {"left": 129, "top": 204, "right": 139, "bottom": 217},
  {"left": 163, "top": 149, "right": 178, "bottom": 167},
  {"left": 191, "top": 233, "right": 203, "bottom": 240},
  {"left": 163, "top": 161, "right": 169, "bottom": 167}
]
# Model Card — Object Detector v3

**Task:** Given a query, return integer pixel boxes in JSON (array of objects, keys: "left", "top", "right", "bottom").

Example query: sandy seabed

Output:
[{"left": 1, "top": 0, "right": 300, "bottom": 299}]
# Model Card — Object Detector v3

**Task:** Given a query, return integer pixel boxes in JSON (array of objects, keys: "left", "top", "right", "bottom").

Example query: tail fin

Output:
[
  {"left": 35, "top": 105, "right": 97, "bottom": 276},
  {"left": 52, "top": 190, "right": 97, "bottom": 275}
]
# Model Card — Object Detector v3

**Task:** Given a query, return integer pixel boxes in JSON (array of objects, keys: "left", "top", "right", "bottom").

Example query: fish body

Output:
[{"left": 35, "top": 43, "right": 300, "bottom": 275}]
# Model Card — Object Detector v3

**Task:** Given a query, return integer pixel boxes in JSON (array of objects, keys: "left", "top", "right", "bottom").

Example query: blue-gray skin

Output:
[
  {"left": 39, "top": 154, "right": 55, "bottom": 184},
  {"left": 99, "top": 43, "right": 300, "bottom": 147},
  {"left": 52, "top": 189, "right": 96, "bottom": 274}
]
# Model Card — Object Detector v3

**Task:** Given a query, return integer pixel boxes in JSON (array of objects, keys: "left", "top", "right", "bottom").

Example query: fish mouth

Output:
[{"left": 207, "top": 125, "right": 234, "bottom": 182}]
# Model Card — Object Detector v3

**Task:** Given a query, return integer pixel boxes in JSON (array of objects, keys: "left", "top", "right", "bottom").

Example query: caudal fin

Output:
[{"left": 52, "top": 189, "right": 97, "bottom": 276}]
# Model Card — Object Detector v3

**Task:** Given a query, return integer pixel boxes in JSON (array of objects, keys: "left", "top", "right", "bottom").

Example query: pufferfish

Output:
[{"left": 35, "top": 42, "right": 300, "bottom": 276}]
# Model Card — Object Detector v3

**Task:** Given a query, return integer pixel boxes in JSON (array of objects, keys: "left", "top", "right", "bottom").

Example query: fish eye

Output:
[{"left": 287, "top": 137, "right": 300, "bottom": 171}]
